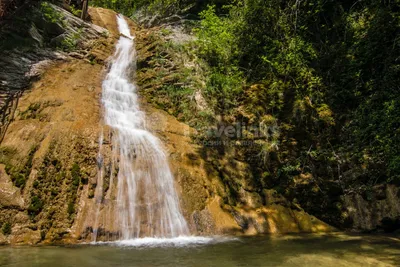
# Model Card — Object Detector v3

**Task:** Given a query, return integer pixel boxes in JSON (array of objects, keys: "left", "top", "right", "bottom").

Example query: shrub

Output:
[
  {"left": 14, "top": 174, "right": 26, "bottom": 188},
  {"left": 67, "top": 201, "right": 75, "bottom": 215},
  {"left": 28, "top": 196, "right": 44, "bottom": 216},
  {"left": 1, "top": 222, "right": 11, "bottom": 235},
  {"left": 71, "top": 163, "right": 81, "bottom": 187}
]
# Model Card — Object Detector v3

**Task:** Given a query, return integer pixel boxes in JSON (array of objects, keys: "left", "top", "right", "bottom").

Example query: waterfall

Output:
[{"left": 94, "top": 14, "right": 189, "bottom": 240}]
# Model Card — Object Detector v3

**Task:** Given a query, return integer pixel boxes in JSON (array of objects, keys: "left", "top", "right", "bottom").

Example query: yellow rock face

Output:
[{"left": 0, "top": 7, "right": 335, "bottom": 244}]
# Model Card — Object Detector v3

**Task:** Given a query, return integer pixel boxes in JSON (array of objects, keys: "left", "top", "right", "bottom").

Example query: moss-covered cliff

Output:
[
  {"left": 0, "top": 2, "right": 112, "bottom": 244},
  {"left": 0, "top": 4, "right": 335, "bottom": 244},
  {"left": 1, "top": 0, "right": 399, "bottom": 245}
]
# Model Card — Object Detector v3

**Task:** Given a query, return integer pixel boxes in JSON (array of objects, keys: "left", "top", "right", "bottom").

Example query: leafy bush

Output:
[
  {"left": 59, "top": 30, "right": 82, "bottom": 51},
  {"left": 28, "top": 196, "right": 44, "bottom": 216},
  {"left": 2, "top": 145, "right": 38, "bottom": 189},
  {"left": 71, "top": 163, "right": 81, "bottom": 187},
  {"left": 194, "top": 5, "right": 243, "bottom": 113},
  {"left": 1, "top": 222, "right": 11, "bottom": 235},
  {"left": 194, "top": 5, "right": 238, "bottom": 68},
  {"left": 69, "top": 4, "right": 82, "bottom": 17},
  {"left": 14, "top": 174, "right": 26, "bottom": 188},
  {"left": 67, "top": 201, "right": 75, "bottom": 215}
]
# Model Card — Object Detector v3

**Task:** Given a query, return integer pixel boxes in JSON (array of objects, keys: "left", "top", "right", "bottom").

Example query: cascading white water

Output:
[{"left": 98, "top": 14, "right": 189, "bottom": 239}]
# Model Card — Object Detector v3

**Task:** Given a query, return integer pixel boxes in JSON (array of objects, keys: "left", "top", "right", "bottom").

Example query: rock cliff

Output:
[{"left": 0, "top": 4, "right": 338, "bottom": 245}]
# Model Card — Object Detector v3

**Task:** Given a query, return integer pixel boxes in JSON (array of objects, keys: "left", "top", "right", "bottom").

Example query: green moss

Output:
[
  {"left": 67, "top": 201, "right": 75, "bottom": 216},
  {"left": 0, "top": 147, "right": 17, "bottom": 162},
  {"left": 40, "top": 230, "right": 47, "bottom": 240},
  {"left": 2, "top": 145, "right": 38, "bottom": 189},
  {"left": 33, "top": 180, "right": 39, "bottom": 188},
  {"left": 14, "top": 174, "right": 27, "bottom": 188},
  {"left": 50, "top": 188, "right": 59, "bottom": 197},
  {"left": 88, "top": 189, "right": 95, "bottom": 198},
  {"left": 160, "top": 28, "right": 173, "bottom": 36},
  {"left": 0, "top": 147, "right": 18, "bottom": 180},
  {"left": 1, "top": 222, "right": 12, "bottom": 235},
  {"left": 66, "top": 162, "right": 82, "bottom": 218},
  {"left": 57, "top": 171, "right": 66, "bottom": 182},
  {"left": 71, "top": 163, "right": 81, "bottom": 187},
  {"left": 19, "top": 103, "right": 41, "bottom": 120}
]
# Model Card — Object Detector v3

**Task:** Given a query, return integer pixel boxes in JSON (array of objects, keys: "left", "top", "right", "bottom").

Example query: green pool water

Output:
[{"left": 0, "top": 233, "right": 399, "bottom": 267}]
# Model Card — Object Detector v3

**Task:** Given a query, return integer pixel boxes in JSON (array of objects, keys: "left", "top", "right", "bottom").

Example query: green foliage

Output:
[
  {"left": 67, "top": 201, "right": 75, "bottom": 215},
  {"left": 205, "top": 71, "right": 243, "bottom": 112},
  {"left": 69, "top": 0, "right": 399, "bottom": 229},
  {"left": 59, "top": 29, "right": 82, "bottom": 51},
  {"left": 40, "top": 230, "right": 47, "bottom": 240},
  {"left": 14, "top": 174, "right": 26, "bottom": 188},
  {"left": 188, "top": 0, "right": 400, "bottom": 227},
  {"left": 0, "top": 147, "right": 17, "bottom": 175},
  {"left": 19, "top": 103, "right": 41, "bottom": 120},
  {"left": 71, "top": 163, "right": 81, "bottom": 187},
  {"left": 2, "top": 145, "right": 38, "bottom": 189},
  {"left": 194, "top": 5, "right": 243, "bottom": 113},
  {"left": 40, "top": 2, "right": 64, "bottom": 25},
  {"left": 195, "top": 5, "right": 238, "bottom": 67},
  {"left": 1, "top": 222, "right": 12, "bottom": 235},
  {"left": 28, "top": 196, "right": 44, "bottom": 217},
  {"left": 66, "top": 162, "right": 81, "bottom": 218},
  {"left": 90, "top": 0, "right": 231, "bottom": 18},
  {"left": 69, "top": 4, "right": 82, "bottom": 17}
]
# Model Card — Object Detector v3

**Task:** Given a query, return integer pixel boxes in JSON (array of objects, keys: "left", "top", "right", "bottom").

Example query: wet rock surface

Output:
[
  {"left": 0, "top": 4, "right": 113, "bottom": 244},
  {"left": 0, "top": 2, "right": 107, "bottom": 145},
  {"left": 2, "top": 5, "right": 385, "bottom": 245}
]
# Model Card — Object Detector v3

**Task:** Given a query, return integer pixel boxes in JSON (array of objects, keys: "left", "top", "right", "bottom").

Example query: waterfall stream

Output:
[{"left": 93, "top": 14, "right": 189, "bottom": 241}]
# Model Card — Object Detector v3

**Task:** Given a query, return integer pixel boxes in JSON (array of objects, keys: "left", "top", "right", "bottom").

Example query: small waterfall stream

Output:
[{"left": 92, "top": 14, "right": 189, "bottom": 241}]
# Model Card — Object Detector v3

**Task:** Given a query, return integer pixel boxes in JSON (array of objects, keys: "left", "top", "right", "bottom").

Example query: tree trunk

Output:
[{"left": 81, "top": 0, "right": 88, "bottom": 20}]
